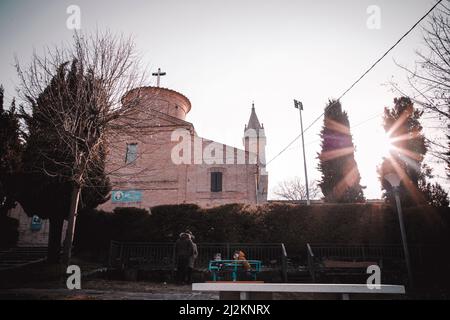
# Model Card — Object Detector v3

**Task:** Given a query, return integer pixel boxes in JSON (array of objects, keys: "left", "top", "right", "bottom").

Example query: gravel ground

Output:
[{"left": 0, "top": 280, "right": 218, "bottom": 300}]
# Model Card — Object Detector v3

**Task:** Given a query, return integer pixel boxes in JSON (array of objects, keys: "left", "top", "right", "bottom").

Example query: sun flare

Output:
[{"left": 380, "top": 133, "right": 394, "bottom": 157}]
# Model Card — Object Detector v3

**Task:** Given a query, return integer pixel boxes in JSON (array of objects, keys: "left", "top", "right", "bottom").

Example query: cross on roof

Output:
[{"left": 152, "top": 68, "right": 166, "bottom": 87}]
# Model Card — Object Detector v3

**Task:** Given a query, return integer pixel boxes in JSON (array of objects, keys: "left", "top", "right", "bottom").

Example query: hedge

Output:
[{"left": 73, "top": 202, "right": 450, "bottom": 260}]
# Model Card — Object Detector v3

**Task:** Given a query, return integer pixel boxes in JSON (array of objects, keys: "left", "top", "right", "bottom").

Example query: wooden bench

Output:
[
  {"left": 192, "top": 283, "right": 406, "bottom": 300},
  {"left": 306, "top": 243, "right": 409, "bottom": 282}
]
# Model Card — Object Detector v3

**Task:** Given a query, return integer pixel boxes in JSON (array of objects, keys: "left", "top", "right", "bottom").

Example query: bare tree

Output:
[
  {"left": 273, "top": 177, "right": 322, "bottom": 201},
  {"left": 391, "top": 1, "right": 450, "bottom": 168},
  {"left": 16, "top": 30, "right": 148, "bottom": 263}
]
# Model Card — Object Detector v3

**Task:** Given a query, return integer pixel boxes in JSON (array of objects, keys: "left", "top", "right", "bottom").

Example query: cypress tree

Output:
[
  {"left": 0, "top": 85, "right": 22, "bottom": 217},
  {"left": 378, "top": 97, "right": 448, "bottom": 207},
  {"left": 317, "top": 100, "right": 365, "bottom": 203},
  {"left": 0, "top": 86, "right": 22, "bottom": 247}
]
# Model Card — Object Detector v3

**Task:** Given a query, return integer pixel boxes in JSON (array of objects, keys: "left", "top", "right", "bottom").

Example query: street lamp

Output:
[
  {"left": 384, "top": 173, "right": 413, "bottom": 288},
  {"left": 294, "top": 99, "right": 310, "bottom": 205}
]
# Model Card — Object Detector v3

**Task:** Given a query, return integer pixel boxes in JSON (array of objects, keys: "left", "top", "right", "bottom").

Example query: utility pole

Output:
[{"left": 294, "top": 99, "right": 310, "bottom": 205}]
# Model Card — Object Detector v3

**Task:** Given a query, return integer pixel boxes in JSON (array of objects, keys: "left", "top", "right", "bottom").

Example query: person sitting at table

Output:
[
  {"left": 233, "top": 250, "right": 251, "bottom": 270},
  {"left": 232, "top": 250, "right": 252, "bottom": 281}
]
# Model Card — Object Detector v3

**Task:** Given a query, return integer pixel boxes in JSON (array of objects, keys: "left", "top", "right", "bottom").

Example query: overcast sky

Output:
[{"left": 0, "top": 0, "right": 447, "bottom": 199}]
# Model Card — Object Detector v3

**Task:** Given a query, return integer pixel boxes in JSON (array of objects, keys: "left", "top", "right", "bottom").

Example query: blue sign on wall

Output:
[
  {"left": 111, "top": 190, "right": 142, "bottom": 203},
  {"left": 30, "top": 215, "right": 42, "bottom": 231}
]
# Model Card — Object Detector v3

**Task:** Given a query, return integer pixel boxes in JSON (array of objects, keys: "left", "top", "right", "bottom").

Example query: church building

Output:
[
  {"left": 7, "top": 81, "right": 268, "bottom": 247},
  {"left": 99, "top": 84, "right": 268, "bottom": 211}
]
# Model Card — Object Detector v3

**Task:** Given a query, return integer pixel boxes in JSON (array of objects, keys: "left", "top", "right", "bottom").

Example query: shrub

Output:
[{"left": 73, "top": 202, "right": 450, "bottom": 260}]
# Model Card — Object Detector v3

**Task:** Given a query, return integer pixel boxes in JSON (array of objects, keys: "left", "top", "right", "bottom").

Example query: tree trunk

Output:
[
  {"left": 47, "top": 216, "right": 64, "bottom": 264},
  {"left": 62, "top": 184, "right": 81, "bottom": 265}
]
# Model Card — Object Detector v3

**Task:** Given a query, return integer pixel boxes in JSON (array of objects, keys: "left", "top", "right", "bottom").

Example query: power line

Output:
[
  {"left": 281, "top": 112, "right": 384, "bottom": 152},
  {"left": 266, "top": 0, "right": 444, "bottom": 166}
]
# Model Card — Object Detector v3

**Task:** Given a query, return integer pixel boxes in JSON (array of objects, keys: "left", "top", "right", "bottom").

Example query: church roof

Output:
[
  {"left": 124, "top": 86, "right": 192, "bottom": 113},
  {"left": 247, "top": 103, "right": 262, "bottom": 130}
]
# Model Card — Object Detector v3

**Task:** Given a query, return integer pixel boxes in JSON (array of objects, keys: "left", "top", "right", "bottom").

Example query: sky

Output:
[{"left": 0, "top": 0, "right": 447, "bottom": 199}]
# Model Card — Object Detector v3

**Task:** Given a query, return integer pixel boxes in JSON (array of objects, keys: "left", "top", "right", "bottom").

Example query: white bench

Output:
[{"left": 192, "top": 283, "right": 406, "bottom": 300}]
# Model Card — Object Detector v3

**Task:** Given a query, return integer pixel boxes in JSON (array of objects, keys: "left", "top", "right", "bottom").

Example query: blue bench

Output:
[{"left": 208, "top": 260, "right": 262, "bottom": 281}]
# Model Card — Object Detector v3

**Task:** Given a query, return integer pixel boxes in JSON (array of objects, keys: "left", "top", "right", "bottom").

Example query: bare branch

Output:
[
  {"left": 16, "top": 29, "right": 149, "bottom": 188},
  {"left": 273, "top": 177, "right": 322, "bottom": 201}
]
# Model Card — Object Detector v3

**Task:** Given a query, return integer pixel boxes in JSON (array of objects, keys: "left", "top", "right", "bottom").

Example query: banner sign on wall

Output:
[
  {"left": 30, "top": 215, "right": 42, "bottom": 231},
  {"left": 111, "top": 190, "right": 142, "bottom": 203}
]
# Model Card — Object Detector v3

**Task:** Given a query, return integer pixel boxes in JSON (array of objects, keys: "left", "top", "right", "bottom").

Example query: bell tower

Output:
[{"left": 243, "top": 102, "right": 268, "bottom": 203}]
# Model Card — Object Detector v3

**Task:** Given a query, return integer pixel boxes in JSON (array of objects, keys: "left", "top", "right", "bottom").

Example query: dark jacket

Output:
[{"left": 175, "top": 233, "right": 196, "bottom": 259}]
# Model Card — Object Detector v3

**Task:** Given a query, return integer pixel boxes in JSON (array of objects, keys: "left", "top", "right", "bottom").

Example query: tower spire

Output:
[
  {"left": 242, "top": 101, "right": 268, "bottom": 204},
  {"left": 247, "top": 101, "right": 261, "bottom": 130}
]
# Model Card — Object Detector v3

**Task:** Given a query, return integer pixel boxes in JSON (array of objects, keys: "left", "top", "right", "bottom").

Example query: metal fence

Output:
[
  {"left": 305, "top": 243, "right": 433, "bottom": 280},
  {"left": 109, "top": 241, "right": 287, "bottom": 272},
  {"left": 308, "top": 244, "right": 406, "bottom": 260},
  {"left": 306, "top": 243, "right": 431, "bottom": 264},
  {"left": 109, "top": 241, "right": 175, "bottom": 269}
]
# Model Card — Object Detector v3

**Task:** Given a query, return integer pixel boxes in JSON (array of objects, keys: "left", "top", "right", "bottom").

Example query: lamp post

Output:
[
  {"left": 384, "top": 173, "right": 413, "bottom": 288},
  {"left": 294, "top": 99, "right": 310, "bottom": 205}
]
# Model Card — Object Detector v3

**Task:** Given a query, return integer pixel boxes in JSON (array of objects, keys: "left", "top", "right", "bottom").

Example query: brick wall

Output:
[{"left": 100, "top": 86, "right": 266, "bottom": 211}]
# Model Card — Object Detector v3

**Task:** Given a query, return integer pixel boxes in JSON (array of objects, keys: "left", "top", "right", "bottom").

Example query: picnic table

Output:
[{"left": 208, "top": 260, "right": 262, "bottom": 281}]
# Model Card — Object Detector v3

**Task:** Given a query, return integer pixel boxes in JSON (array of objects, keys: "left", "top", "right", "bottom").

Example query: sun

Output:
[
  {"left": 376, "top": 132, "right": 394, "bottom": 158},
  {"left": 348, "top": 127, "right": 395, "bottom": 167},
  {"left": 362, "top": 129, "right": 394, "bottom": 161}
]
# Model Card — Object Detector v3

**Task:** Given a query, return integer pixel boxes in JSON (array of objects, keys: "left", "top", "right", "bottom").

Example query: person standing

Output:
[
  {"left": 186, "top": 231, "right": 198, "bottom": 284},
  {"left": 175, "top": 232, "right": 195, "bottom": 284}
]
